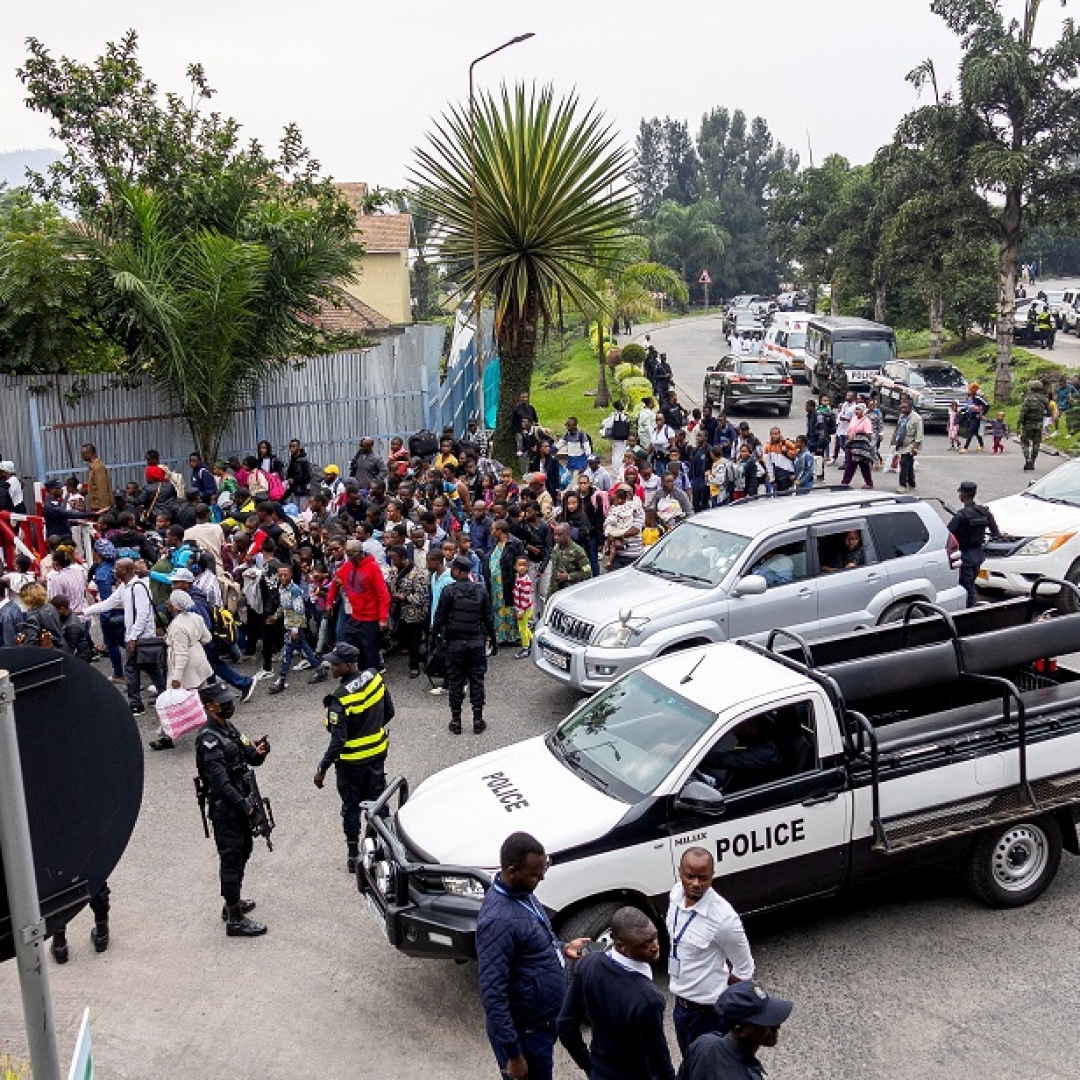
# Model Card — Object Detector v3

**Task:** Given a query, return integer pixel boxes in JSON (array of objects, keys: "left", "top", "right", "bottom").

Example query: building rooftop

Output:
[{"left": 308, "top": 292, "right": 392, "bottom": 334}]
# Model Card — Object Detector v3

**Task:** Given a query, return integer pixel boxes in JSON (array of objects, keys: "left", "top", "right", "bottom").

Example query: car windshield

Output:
[
  {"left": 550, "top": 670, "right": 716, "bottom": 799},
  {"left": 737, "top": 361, "right": 785, "bottom": 377},
  {"left": 1026, "top": 465, "right": 1080, "bottom": 506},
  {"left": 834, "top": 337, "right": 896, "bottom": 369},
  {"left": 788, "top": 331, "right": 806, "bottom": 349},
  {"left": 918, "top": 367, "right": 966, "bottom": 389},
  {"left": 635, "top": 522, "right": 750, "bottom": 587}
]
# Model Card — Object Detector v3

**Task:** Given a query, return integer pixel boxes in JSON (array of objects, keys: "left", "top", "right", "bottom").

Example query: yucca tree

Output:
[
  {"left": 413, "top": 83, "right": 634, "bottom": 462},
  {"left": 79, "top": 183, "right": 362, "bottom": 460}
]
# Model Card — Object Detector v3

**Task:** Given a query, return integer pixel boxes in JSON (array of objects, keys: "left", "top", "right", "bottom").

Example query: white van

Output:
[{"left": 763, "top": 315, "right": 808, "bottom": 380}]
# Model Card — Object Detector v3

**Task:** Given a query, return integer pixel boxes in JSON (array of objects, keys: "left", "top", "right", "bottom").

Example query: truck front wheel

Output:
[{"left": 962, "top": 817, "right": 1062, "bottom": 907}]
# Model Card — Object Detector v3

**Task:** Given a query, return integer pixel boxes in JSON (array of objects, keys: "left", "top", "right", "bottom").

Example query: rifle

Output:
[
  {"left": 194, "top": 776, "right": 210, "bottom": 839},
  {"left": 244, "top": 766, "right": 276, "bottom": 851}
]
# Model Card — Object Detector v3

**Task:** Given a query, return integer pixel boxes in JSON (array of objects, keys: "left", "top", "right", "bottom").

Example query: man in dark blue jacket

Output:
[
  {"left": 558, "top": 906, "right": 676, "bottom": 1080},
  {"left": 476, "top": 832, "right": 589, "bottom": 1080}
]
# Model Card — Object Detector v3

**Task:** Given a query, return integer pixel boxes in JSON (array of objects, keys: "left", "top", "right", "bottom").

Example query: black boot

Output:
[
  {"left": 51, "top": 930, "right": 69, "bottom": 964},
  {"left": 90, "top": 919, "right": 109, "bottom": 953},
  {"left": 308, "top": 667, "right": 329, "bottom": 684},
  {"left": 148, "top": 734, "right": 175, "bottom": 751},
  {"left": 449, "top": 712, "right": 462, "bottom": 735},
  {"left": 473, "top": 711, "right": 487, "bottom": 735},
  {"left": 267, "top": 676, "right": 287, "bottom": 695},
  {"left": 225, "top": 903, "right": 267, "bottom": 937},
  {"left": 347, "top": 842, "right": 359, "bottom": 875},
  {"left": 220, "top": 900, "right": 257, "bottom": 921}
]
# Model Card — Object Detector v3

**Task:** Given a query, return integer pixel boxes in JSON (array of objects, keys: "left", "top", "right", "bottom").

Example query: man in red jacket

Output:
[{"left": 325, "top": 538, "right": 390, "bottom": 671}]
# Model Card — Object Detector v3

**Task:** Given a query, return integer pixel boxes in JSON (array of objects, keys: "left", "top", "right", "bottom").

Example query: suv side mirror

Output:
[
  {"left": 733, "top": 574, "right": 768, "bottom": 597},
  {"left": 675, "top": 780, "right": 727, "bottom": 816}
]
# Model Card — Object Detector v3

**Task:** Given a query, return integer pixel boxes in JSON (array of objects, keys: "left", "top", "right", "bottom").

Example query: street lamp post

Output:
[{"left": 469, "top": 33, "right": 535, "bottom": 380}]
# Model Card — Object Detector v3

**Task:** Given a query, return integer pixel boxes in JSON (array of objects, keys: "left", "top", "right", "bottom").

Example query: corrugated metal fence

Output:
[{"left": 0, "top": 321, "right": 485, "bottom": 488}]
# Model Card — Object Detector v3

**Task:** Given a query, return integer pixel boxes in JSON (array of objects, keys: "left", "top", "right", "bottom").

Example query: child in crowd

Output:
[
  {"left": 641, "top": 506, "right": 664, "bottom": 548},
  {"left": 268, "top": 563, "right": 325, "bottom": 694},
  {"left": 947, "top": 401, "right": 961, "bottom": 451},
  {"left": 707, "top": 446, "right": 733, "bottom": 507},
  {"left": 991, "top": 411, "right": 1009, "bottom": 454},
  {"left": 512, "top": 556, "right": 534, "bottom": 660}
]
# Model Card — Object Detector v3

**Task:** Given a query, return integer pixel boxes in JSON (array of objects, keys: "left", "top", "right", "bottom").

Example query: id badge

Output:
[{"left": 668, "top": 955, "right": 681, "bottom": 979}]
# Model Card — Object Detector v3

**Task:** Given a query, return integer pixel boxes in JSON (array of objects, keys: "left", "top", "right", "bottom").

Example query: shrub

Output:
[
  {"left": 621, "top": 342, "right": 646, "bottom": 367},
  {"left": 621, "top": 375, "right": 654, "bottom": 409},
  {"left": 613, "top": 362, "right": 641, "bottom": 383}
]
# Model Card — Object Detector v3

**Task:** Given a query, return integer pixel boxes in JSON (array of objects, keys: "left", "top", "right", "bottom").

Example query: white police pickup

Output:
[{"left": 358, "top": 581, "right": 1080, "bottom": 961}]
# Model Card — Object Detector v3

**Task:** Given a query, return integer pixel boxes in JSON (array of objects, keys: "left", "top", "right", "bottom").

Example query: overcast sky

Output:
[{"left": 0, "top": 1, "right": 1059, "bottom": 189}]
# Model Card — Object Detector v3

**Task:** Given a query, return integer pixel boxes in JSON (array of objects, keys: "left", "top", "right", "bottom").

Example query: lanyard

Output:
[
  {"left": 494, "top": 881, "right": 564, "bottom": 968},
  {"left": 670, "top": 908, "right": 698, "bottom": 959}
]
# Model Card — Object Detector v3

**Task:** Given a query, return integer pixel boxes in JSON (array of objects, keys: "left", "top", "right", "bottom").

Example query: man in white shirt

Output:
[
  {"left": 637, "top": 397, "right": 657, "bottom": 452},
  {"left": 833, "top": 391, "right": 856, "bottom": 464},
  {"left": 599, "top": 401, "right": 632, "bottom": 469},
  {"left": 583, "top": 455, "right": 613, "bottom": 492},
  {"left": 665, "top": 846, "right": 755, "bottom": 1064},
  {"left": 82, "top": 556, "right": 166, "bottom": 715}
]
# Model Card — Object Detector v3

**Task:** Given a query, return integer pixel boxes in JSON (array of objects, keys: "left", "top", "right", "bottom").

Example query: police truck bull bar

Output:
[{"left": 357, "top": 776, "right": 493, "bottom": 959}]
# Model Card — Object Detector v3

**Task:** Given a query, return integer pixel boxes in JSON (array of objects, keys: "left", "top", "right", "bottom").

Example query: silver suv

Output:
[{"left": 533, "top": 491, "right": 966, "bottom": 692}]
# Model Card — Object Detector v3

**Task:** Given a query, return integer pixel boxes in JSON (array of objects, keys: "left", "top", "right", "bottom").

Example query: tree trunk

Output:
[
  {"left": 829, "top": 274, "right": 839, "bottom": 316},
  {"left": 594, "top": 311, "right": 611, "bottom": 409},
  {"left": 928, "top": 291, "right": 944, "bottom": 361},
  {"left": 492, "top": 302, "right": 540, "bottom": 467},
  {"left": 994, "top": 184, "right": 1022, "bottom": 406},
  {"left": 873, "top": 283, "right": 886, "bottom": 324}
]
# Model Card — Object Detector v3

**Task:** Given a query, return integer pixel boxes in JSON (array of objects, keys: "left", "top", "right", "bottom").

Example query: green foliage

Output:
[
  {"left": 612, "top": 361, "right": 639, "bottom": 383},
  {"left": 630, "top": 118, "right": 700, "bottom": 216},
  {"left": 649, "top": 199, "right": 728, "bottom": 293},
  {"left": 619, "top": 342, "right": 646, "bottom": 365},
  {"left": 412, "top": 83, "right": 634, "bottom": 461},
  {"left": 620, "top": 375, "right": 654, "bottom": 410},
  {"left": 0, "top": 187, "right": 121, "bottom": 374},
  {"left": 17, "top": 33, "right": 364, "bottom": 453}
]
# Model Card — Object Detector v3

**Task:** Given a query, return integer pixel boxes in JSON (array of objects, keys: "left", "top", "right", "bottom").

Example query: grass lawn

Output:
[
  {"left": 897, "top": 330, "right": 1079, "bottom": 453},
  {"left": 528, "top": 332, "right": 615, "bottom": 446}
]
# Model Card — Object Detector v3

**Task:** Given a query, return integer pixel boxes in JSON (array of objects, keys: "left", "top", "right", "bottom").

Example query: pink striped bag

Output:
[{"left": 155, "top": 688, "right": 207, "bottom": 740}]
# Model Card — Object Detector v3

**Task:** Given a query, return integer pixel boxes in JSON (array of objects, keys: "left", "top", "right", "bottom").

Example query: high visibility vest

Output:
[{"left": 328, "top": 671, "right": 389, "bottom": 763}]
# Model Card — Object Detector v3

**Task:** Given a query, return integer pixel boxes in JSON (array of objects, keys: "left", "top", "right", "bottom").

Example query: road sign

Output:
[{"left": 698, "top": 270, "right": 712, "bottom": 285}]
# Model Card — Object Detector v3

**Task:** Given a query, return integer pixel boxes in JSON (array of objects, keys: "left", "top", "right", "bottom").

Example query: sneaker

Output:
[
  {"left": 308, "top": 668, "right": 329, "bottom": 684},
  {"left": 267, "top": 678, "right": 287, "bottom": 695},
  {"left": 130, "top": 702, "right": 146, "bottom": 716},
  {"left": 515, "top": 648, "right": 531, "bottom": 660},
  {"left": 959, "top": 448, "right": 968, "bottom": 454},
  {"left": 148, "top": 735, "right": 175, "bottom": 751},
  {"left": 429, "top": 686, "right": 446, "bottom": 696},
  {"left": 241, "top": 681, "right": 257, "bottom": 704},
  {"left": 295, "top": 659, "right": 311, "bottom": 671},
  {"left": 254, "top": 669, "right": 274, "bottom": 683}
]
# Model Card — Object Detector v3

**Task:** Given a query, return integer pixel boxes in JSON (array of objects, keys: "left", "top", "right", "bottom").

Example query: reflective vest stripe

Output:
[
  {"left": 338, "top": 676, "right": 385, "bottom": 712},
  {"left": 340, "top": 730, "right": 388, "bottom": 761}
]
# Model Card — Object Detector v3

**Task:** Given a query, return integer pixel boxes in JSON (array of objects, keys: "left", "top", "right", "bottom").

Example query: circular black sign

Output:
[{"left": 0, "top": 648, "right": 144, "bottom": 961}]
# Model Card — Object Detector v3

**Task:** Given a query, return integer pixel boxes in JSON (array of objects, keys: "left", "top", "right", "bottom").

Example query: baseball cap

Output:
[
  {"left": 958, "top": 481, "right": 978, "bottom": 495},
  {"left": 717, "top": 982, "right": 794, "bottom": 1028},
  {"left": 322, "top": 643, "right": 360, "bottom": 666},
  {"left": 169, "top": 568, "right": 196, "bottom": 583},
  {"left": 199, "top": 680, "right": 236, "bottom": 705},
  {"left": 45, "top": 478, "right": 63, "bottom": 490},
  {"left": 323, "top": 464, "right": 341, "bottom": 476},
  {"left": 587, "top": 454, "right": 601, "bottom": 464},
  {"left": 451, "top": 554, "right": 473, "bottom": 573},
  {"left": 0, "top": 461, "right": 14, "bottom": 473}
]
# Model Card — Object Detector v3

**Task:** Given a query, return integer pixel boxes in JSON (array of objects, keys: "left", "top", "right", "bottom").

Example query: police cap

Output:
[
  {"left": 451, "top": 554, "right": 473, "bottom": 574},
  {"left": 322, "top": 643, "right": 360, "bottom": 666},
  {"left": 958, "top": 481, "right": 978, "bottom": 496}
]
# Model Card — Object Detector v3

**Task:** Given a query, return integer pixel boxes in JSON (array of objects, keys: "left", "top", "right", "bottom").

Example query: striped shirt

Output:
[{"left": 512, "top": 574, "right": 533, "bottom": 615}]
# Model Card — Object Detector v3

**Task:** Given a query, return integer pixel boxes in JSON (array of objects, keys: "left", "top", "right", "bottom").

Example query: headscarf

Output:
[
  {"left": 94, "top": 538, "right": 118, "bottom": 560},
  {"left": 168, "top": 589, "right": 194, "bottom": 612}
]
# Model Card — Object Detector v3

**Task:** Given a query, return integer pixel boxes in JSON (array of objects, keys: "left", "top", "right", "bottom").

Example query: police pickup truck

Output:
[{"left": 358, "top": 580, "right": 1080, "bottom": 960}]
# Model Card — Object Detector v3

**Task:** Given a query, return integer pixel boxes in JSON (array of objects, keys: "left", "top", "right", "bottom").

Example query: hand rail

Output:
[
  {"left": 847, "top": 709, "right": 886, "bottom": 850},
  {"left": 765, "top": 627, "right": 815, "bottom": 668}
]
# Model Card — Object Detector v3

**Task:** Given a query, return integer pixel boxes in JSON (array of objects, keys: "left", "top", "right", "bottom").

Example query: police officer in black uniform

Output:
[
  {"left": 948, "top": 480, "right": 1000, "bottom": 607},
  {"left": 194, "top": 681, "right": 270, "bottom": 937},
  {"left": 432, "top": 554, "right": 497, "bottom": 736},
  {"left": 313, "top": 643, "right": 393, "bottom": 874}
]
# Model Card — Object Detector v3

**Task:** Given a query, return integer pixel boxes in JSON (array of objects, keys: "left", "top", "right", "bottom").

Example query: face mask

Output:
[{"left": 217, "top": 702, "right": 235, "bottom": 721}]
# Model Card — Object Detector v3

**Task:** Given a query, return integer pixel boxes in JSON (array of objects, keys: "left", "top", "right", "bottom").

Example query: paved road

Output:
[{"left": 4, "top": 315, "right": 1080, "bottom": 1078}]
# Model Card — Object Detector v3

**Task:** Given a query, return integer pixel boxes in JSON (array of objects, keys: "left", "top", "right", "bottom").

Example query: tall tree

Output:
[
  {"left": 630, "top": 119, "right": 666, "bottom": 217},
  {"left": 412, "top": 84, "right": 634, "bottom": 463},
  {"left": 17, "top": 33, "right": 364, "bottom": 453},
  {"left": 931, "top": 0, "right": 1080, "bottom": 402},
  {"left": 661, "top": 119, "right": 700, "bottom": 205},
  {"left": 649, "top": 199, "right": 729, "bottom": 294}
]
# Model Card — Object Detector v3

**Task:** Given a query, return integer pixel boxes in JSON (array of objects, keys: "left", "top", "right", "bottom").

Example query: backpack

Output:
[
  {"left": 210, "top": 604, "right": 239, "bottom": 656},
  {"left": 409, "top": 429, "right": 439, "bottom": 459},
  {"left": 610, "top": 414, "right": 631, "bottom": 441},
  {"left": 263, "top": 470, "right": 286, "bottom": 501}
]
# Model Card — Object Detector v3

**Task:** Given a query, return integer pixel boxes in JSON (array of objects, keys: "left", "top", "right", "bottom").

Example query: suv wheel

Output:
[{"left": 962, "top": 817, "right": 1062, "bottom": 907}]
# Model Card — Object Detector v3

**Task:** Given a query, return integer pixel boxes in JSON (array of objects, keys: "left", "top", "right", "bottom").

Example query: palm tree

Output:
[
  {"left": 79, "top": 182, "right": 362, "bottom": 460},
  {"left": 413, "top": 84, "right": 634, "bottom": 462},
  {"left": 649, "top": 199, "right": 729, "bottom": 294}
]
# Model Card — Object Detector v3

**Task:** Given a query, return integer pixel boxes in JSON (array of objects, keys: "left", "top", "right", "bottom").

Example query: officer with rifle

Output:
[
  {"left": 313, "top": 643, "right": 394, "bottom": 874},
  {"left": 194, "top": 681, "right": 273, "bottom": 938},
  {"left": 948, "top": 481, "right": 1000, "bottom": 608}
]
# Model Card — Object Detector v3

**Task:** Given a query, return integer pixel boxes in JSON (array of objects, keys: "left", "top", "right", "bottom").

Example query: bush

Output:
[
  {"left": 613, "top": 362, "right": 641, "bottom": 383},
  {"left": 621, "top": 375, "right": 654, "bottom": 410},
  {"left": 620, "top": 342, "right": 646, "bottom": 367}
]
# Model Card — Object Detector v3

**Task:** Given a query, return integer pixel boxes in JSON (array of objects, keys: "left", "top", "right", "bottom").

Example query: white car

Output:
[{"left": 980, "top": 459, "right": 1080, "bottom": 608}]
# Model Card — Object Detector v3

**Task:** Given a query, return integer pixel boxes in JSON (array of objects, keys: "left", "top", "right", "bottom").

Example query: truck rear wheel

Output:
[{"left": 962, "top": 817, "right": 1062, "bottom": 907}]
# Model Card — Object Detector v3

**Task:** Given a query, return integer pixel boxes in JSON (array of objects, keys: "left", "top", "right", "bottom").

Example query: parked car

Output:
[
  {"left": 980, "top": 458, "right": 1080, "bottom": 609},
  {"left": 533, "top": 490, "right": 966, "bottom": 692},
  {"left": 703, "top": 355, "right": 793, "bottom": 415},
  {"left": 872, "top": 360, "right": 968, "bottom": 425}
]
